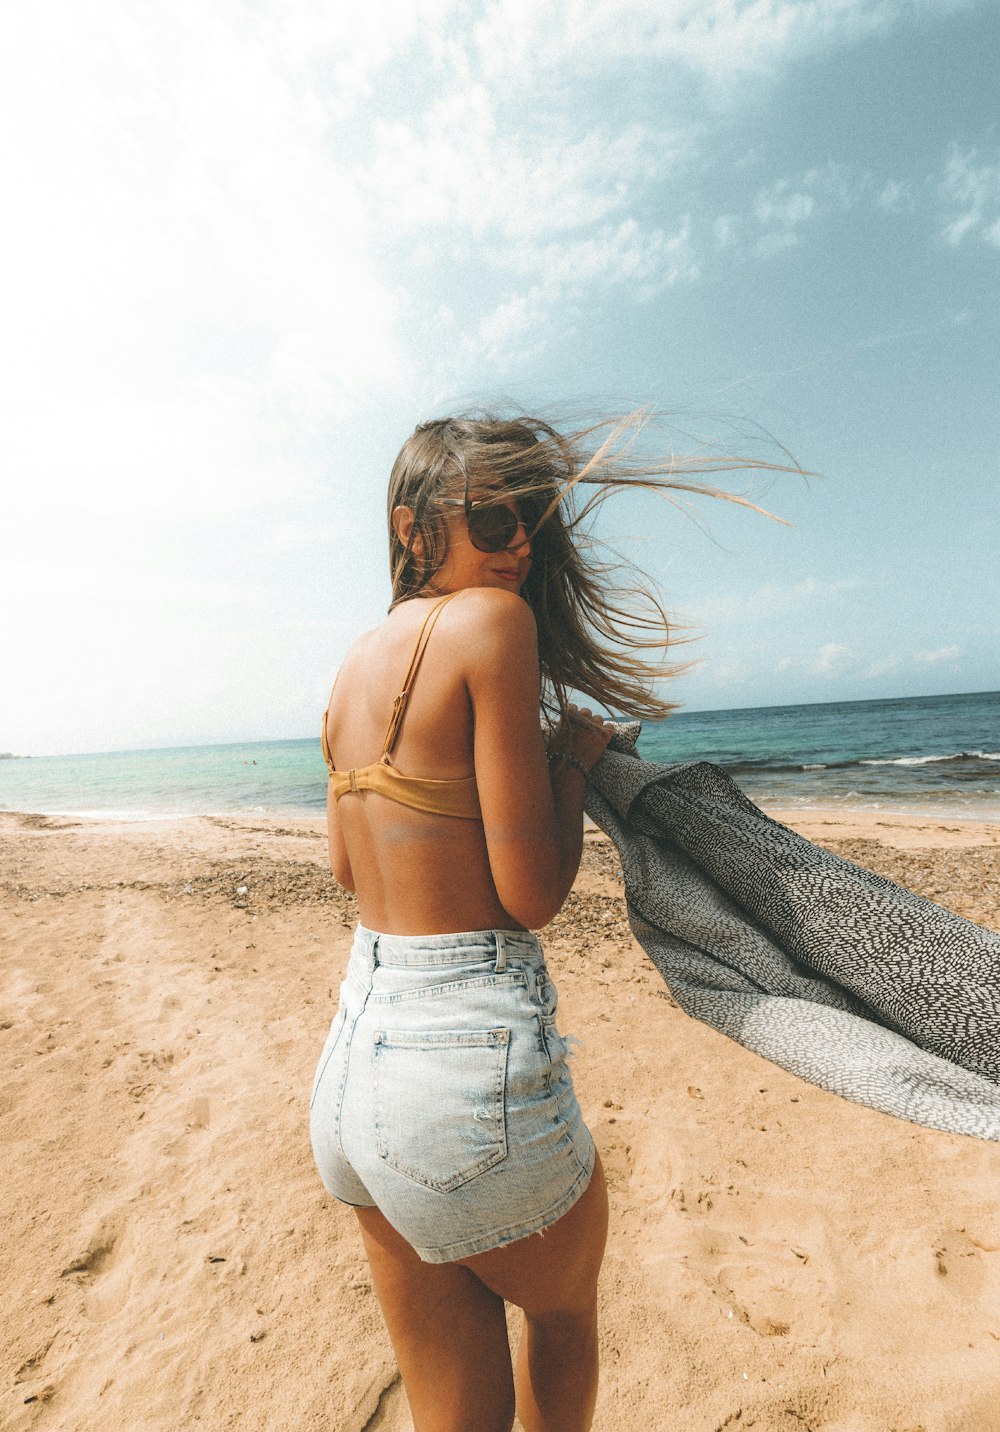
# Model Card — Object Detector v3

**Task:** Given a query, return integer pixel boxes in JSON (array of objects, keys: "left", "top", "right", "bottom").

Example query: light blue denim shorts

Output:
[{"left": 309, "top": 925, "right": 596, "bottom": 1264}]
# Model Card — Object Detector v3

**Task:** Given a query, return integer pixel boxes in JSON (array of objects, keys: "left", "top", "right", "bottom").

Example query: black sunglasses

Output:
[{"left": 438, "top": 497, "right": 529, "bottom": 553}]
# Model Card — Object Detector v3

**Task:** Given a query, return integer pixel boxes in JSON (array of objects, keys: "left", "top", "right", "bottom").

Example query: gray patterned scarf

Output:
[{"left": 584, "top": 725, "right": 1000, "bottom": 1141}]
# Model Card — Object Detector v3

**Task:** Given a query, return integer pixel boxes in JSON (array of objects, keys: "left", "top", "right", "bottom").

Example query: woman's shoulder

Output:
[
  {"left": 445, "top": 586, "right": 536, "bottom": 630},
  {"left": 325, "top": 618, "right": 389, "bottom": 703},
  {"left": 338, "top": 618, "right": 384, "bottom": 670},
  {"left": 440, "top": 588, "right": 538, "bottom": 659},
  {"left": 331, "top": 591, "right": 535, "bottom": 694}
]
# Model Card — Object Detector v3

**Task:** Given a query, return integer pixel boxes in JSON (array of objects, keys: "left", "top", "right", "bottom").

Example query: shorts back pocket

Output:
[{"left": 373, "top": 1027, "right": 509, "bottom": 1192}]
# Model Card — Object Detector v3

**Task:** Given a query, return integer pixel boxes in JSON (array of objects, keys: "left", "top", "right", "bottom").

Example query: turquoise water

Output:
[
  {"left": 638, "top": 690, "right": 1000, "bottom": 817},
  {"left": 0, "top": 739, "right": 323, "bottom": 822},
  {"left": 1, "top": 690, "right": 997, "bottom": 822}
]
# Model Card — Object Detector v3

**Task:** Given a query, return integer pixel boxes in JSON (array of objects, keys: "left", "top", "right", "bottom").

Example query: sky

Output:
[{"left": 2, "top": 0, "right": 998, "bottom": 756}]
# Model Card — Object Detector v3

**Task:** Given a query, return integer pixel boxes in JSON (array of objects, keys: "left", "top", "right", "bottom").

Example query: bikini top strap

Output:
[{"left": 380, "top": 591, "right": 462, "bottom": 760}]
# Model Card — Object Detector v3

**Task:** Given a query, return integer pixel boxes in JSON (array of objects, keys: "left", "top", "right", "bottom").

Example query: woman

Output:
[{"left": 310, "top": 413, "right": 778, "bottom": 1432}]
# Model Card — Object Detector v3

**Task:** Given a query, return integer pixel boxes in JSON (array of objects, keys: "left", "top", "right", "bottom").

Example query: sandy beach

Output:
[{"left": 3, "top": 807, "right": 999, "bottom": 1432}]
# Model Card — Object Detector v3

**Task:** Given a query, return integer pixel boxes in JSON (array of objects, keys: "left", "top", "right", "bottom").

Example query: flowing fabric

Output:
[{"left": 584, "top": 725, "right": 1000, "bottom": 1141}]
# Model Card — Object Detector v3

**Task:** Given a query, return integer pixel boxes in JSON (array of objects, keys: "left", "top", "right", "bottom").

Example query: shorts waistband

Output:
[{"left": 353, "top": 924, "right": 543, "bottom": 970}]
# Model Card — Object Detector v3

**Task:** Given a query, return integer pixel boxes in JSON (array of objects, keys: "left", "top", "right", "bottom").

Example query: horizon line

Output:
[{"left": 4, "top": 687, "right": 997, "bottom": 762}]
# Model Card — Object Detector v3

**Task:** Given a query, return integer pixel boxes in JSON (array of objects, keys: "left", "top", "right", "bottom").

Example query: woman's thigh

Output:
[
  {"left": 355, "top": 1205, "right": 517, "bottom": 1432},
  {"left": 457, "top": 1151, "right": 609, "bottom": 1315}
]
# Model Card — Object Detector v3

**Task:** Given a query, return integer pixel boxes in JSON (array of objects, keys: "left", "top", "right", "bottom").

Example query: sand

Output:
[{"left": 2, "top": 807, "right": 999, "bottom": 1432}]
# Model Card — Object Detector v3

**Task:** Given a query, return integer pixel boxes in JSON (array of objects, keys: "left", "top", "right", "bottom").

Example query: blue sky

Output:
[{"left": 2, "top": 0, "right": 998, "bottom": 755}]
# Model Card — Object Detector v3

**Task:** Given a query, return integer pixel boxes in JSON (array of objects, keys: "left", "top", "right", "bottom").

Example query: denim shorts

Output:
[{"left": 309, "top": 925, "right": 596, "bottom": 1264}]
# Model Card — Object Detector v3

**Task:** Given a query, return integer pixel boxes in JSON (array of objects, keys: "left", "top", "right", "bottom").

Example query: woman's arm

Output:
[
  {"left": 326, "top": 796, "right": 356, "bottom": 891},
  {"left": 544, "top": 704, "right": 614, "bottom": 891},
  {"left": 324, "top": 698, "right": 356, "bottom": 890},
  {"left": 463, "top": 590, "right": 610, "bottom": 929}
]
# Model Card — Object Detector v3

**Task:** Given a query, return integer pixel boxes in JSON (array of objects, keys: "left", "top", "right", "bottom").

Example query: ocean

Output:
[{"left": 1, "top": 690, "right": 997, "bottom": 823}]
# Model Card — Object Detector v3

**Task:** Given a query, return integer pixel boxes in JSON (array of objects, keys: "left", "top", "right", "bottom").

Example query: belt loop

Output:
[
  {"left": 494, "top": 930, "right": 507, "bottom": 973},
  {"left": 371, "top": 933, "right": 380, "bottom": 968}
]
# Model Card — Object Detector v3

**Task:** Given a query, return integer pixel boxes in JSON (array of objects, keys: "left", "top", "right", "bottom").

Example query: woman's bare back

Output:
[{"left": 324, "top": 594, "right": 524, "bottom": 934}]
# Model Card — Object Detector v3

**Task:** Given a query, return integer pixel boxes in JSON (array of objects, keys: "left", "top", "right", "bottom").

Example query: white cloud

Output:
[
  {"left": 472, "top": 0, "right": 969, "bottom": 90},
  {"left": 356, "top": 52, "right": 698, "bottom": 372},
  {"left": 755, "top": 186, "right": 816, "bottom": 228},
  {"left": 766, "top": 637, "right": 956, "bottom": 685},
  {"left": 749, "top": 161, "right": 870, "bottom": 256},
  {"left": 703, "top": 658, "right": 751, "bottom": 690},
  {"left": 798, "top": 160, "right": 870, "bottom": 211},
  {"left": 697, "top": 576, "right": 862, "bottom": 625},
  {"left": 814, "top": 642, "right": 850, "bottom": 674},
  {"left": 713, "top": 214, "right": 741, "bottom": 249},
  {"left": 0, "top": 2, "right": 414, "bottom": 755},
  {"left": 255, "top": 0, "right": 463, "bottom": 117},
  {"left": 0, "top": 2, "right": 406, "bottom": 524},
  {"left": 755, "top": 228, "right": 802, "bottom": 258},
  {"left": 463, "top": 217, "right": 697, "bottom": 367},
  {"left": 506, "top": 217, "right": 695, "bottom": 290},
  {"left": 472, "top": 287, "right": 552, "bottom": 369},
  {"left": 366, "top": 97, "right": 670, "bottom": 239},
  {"left": 863, "top": 655, "right": 902, "bottom": 678},
  {"left": 877, "top": 178, "right": 914, "bottom": 214},
  {"left": 343, "top": 0, "right": 974, "bottom": 371},
  {"left": 938, "top": 145, "right": 1000, "bottom": 248}
]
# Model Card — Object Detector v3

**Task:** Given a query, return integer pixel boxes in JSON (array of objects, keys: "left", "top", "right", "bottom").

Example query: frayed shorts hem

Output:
[{"left": 408, "top": 1135, "right": 596, "bottom": 1264}]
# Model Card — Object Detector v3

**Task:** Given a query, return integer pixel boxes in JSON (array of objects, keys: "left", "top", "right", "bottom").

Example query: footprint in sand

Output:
[
  {"left": 931, "top": 1224, "right": 1000, "bottom": 1301},
  {"left": 340, "top": 1371, "right": 413, "bottom": 1432},
  {"left": 593, "top": 1100, "right": 642, "bottom": 1196},
  {"left": 359, "top": 1372, "right": 412, "bottom": 1431},
  {"left": 644, "top": 1191, "right": 836, "bottom": 1345},
  {"left": 11, "top": 1289, "right": 60, "bottom": 1401},
  {"left": 14, "top": 1337, "right": 56, "bottom": 1389},
  {"left": 60, "top": 1216, "right": 134, "bottom": 1324},
  {"left": 711, "top": 1381, "right": 848, "bottom": 1430}
]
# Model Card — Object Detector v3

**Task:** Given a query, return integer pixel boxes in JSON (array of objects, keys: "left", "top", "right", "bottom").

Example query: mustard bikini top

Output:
[{"left": 321, "top": 591, "right": 482, "bottom": 821}]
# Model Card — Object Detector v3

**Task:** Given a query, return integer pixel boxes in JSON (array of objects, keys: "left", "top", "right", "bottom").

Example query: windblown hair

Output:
[{"left": 386, "top": 410, "right": 799, "bottom": 742}]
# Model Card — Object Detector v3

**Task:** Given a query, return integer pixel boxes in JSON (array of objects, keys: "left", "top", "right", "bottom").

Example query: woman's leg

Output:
[
  {"left": 354, "top": 1206, "right": 516, "bottom": 1432},
  {"left": 458, "top": 1151, "right": 609, "bottom": 1432}
]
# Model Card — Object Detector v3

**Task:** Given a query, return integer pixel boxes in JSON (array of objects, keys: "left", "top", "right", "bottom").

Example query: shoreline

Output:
[
  {"left": 3, "top": 809, "right": 999, "bottom": 1429},
  {"left": 5, "top": 798, "right": 1000, "bottom": 831},
  {"left": 770, "top": 805, "right": 1000, "bottom": 846}
]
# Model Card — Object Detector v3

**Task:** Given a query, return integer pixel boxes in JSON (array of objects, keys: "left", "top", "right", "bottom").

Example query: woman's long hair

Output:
[{"left": 386, "top": 410, "right": 800, "bottom": 743}]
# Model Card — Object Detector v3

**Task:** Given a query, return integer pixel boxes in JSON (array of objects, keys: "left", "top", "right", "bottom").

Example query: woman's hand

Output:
[{"left": 563, "top": 704, "right": 613, "bottom": 772}]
